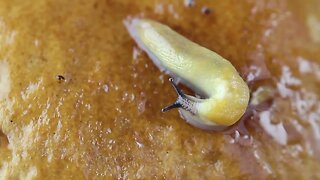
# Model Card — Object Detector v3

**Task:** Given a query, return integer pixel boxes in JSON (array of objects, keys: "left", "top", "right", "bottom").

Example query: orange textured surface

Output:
[{"left": 0, "top": 0, "right": 319, "bottom": 179}]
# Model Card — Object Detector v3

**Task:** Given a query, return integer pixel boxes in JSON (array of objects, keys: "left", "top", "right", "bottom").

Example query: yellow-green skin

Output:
[{"left": 125, "top": 18, "right": 249, "bottom": 126}]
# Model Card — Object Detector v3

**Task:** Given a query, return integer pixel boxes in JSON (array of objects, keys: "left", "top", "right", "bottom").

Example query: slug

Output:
[{"left": 124, "top": 18, "right": 250, "bottom": 131}]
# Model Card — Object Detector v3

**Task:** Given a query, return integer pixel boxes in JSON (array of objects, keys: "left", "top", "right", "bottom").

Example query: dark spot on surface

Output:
[
  {"left": 40, "top": 56, "right": 48, "bottom": 62},
  {"left": 10, "top": 120, "right": 13, "bottom": 123},
  {"left": 93, "top": 2, "right": 98, "bottom": 9},
  {"left": 201, "top": 7, "right": 211, "bottom": 14},
  {"left": 185, "top": 0, "right": 195, "bottom": 7},
  {"left": 56, "top": 75, "right": 65, "bottom": 82}
]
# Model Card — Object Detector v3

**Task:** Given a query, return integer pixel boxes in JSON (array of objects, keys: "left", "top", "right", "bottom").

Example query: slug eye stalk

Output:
[{"left": 162, "top": 78, "right": 198, "bottom": 115}]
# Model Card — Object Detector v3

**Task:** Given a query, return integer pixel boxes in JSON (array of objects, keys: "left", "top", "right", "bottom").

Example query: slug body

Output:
[{"left": 125, "top": 18, "right": 250, "bottom": 130}]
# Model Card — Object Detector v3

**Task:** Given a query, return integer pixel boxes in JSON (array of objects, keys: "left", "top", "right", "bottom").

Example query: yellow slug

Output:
[{"left": 124, "top": 18, "right": 250, "bottom": 131}]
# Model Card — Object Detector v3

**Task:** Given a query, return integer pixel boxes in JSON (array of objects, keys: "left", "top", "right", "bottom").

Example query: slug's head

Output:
[
  {"left": 161, "top": 78, "right": 197, "bottom": 114},
  {"left": 162, "top": 78, "right": 228, "bottom": 131}
]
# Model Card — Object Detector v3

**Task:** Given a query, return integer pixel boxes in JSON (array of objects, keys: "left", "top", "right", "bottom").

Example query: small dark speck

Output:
[
  {"left": 93, "top": 2, "right": 98, "bottom": 9},
  {"left": 201, "top": 6, "right": 211, "bottom": 14},
  {"left": 10, "top": 120, "right": 13, "bottom": 123},
  {"left": 185, "top": 0, "right": 195, "bottom": 7},
  {"left": 56, "top": 75, "right": 65, "bottom": 82}
]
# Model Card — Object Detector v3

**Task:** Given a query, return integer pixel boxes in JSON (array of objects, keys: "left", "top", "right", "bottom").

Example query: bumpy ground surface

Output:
[{"left": 0, "top": 0, "right": 319, "bottom": 179}]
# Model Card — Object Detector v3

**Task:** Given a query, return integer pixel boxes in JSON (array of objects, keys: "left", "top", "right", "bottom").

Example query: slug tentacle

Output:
[
  {"left": 125, "top": 17, "right": 250, "bottom": 131},
  {"left": 162, "top": 103, "right": 182, "bottom": 112},
  {"left": 161, "top": 78, "right": 198, "bottom": 115}
]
